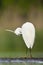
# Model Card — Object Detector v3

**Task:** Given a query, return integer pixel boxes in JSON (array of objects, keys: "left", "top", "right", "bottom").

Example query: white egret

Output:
[
  {"left": 6, "top": 22, "right": 35, "bottom": 58},
  {"left": 14, "top": 22, "right": 35, "bottom": 58}
]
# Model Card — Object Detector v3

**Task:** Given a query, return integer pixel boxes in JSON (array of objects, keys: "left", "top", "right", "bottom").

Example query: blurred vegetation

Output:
[
  {"left": 0, "top": 0, "right": 43, "bottom": 10},
  {"left": 0, "top": 29, "right": 43, "bottom": 57},
  {"left": 0, "top": 0, "right": 43, "bottom": 58}
]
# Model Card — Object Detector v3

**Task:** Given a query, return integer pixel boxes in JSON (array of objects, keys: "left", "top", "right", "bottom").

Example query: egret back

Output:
[{"left": 22, "top": 22, "right": 35, "bottom": 49}]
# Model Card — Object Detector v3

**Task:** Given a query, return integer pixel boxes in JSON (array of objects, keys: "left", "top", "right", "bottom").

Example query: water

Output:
[{"left": 0, "top": 58, "right": 43, "bottom": 65}]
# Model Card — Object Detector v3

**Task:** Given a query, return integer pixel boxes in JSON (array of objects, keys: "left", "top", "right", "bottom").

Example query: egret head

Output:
[{"left": 14, "top": 27, "right": 22, "bottom": 35}]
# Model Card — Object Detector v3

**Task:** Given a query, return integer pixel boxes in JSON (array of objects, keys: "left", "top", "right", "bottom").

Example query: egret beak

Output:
[{"left": 5, "top": 29, "right": 14, "bottom": 33}]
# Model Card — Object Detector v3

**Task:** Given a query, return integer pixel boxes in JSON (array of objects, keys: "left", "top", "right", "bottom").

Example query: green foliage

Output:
[
  {"left": 0, "top": 30, "right": 26, "bottom": 52},
  {"left": 32, "top": 30, "right": 43, "bottom": 52},
  {"left": 0, "top": 29, "right": 43, "bottom": 57},
  {"left": 0, "top": 0, "right": 43, "bottom": 10},
  {"left": 0, "top": 29, "right": 43, "bottom": 52}
]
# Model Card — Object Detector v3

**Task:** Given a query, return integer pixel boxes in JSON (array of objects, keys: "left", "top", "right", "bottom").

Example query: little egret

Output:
[
  {"left": 6, "top": 22, "right": 35, "bottom": 58},
  {"left": 14, "top": 22, "right": 35, "bottom": 58}
]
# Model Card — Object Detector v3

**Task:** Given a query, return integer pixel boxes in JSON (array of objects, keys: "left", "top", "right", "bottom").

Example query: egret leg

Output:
[
  {"left": 29, "top": 48, "right": 32, "bottom": 58},
  {"left": 26, "top": 47, "right": 28, "bottom": 57},
  {"left": 26, "top": 47, "right": 32, "bottom": 58}
]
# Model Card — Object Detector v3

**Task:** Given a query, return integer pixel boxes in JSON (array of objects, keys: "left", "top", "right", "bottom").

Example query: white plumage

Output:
[{"left": 21, "top": 22, "right": 35, "bottom": 49}]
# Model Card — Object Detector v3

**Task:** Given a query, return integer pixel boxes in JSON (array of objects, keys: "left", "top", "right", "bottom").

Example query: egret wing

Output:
[{"left": 22, "top": 22, "right": 35, "bottom": 48}]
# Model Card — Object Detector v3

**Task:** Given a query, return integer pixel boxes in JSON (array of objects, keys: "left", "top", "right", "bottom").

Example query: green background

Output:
[{"left": 0, "top": 29, "right": 43, "bottom": 58}]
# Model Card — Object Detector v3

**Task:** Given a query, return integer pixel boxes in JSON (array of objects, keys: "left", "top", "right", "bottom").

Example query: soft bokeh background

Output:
[{"left": 0, "top": 0, "right": 43, "bottom": 58}]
